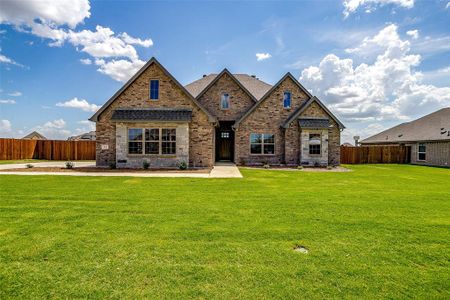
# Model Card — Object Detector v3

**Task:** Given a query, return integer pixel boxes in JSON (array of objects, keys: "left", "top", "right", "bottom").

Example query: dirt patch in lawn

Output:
[{"left": 0, "top": 167, "right": 211, "bottom": 173}]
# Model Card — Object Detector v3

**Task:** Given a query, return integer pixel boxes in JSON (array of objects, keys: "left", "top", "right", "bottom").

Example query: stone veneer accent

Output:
[
  {"left": 235, "top": 76, "right": 310, "bottom": 165},
  {"left": 300, "top": 129, "right": 329, "bottom": 166},
  {"left": 197, "top": 72, "right": 255, "bottom": 121},
  {"left": 95, "top": 62, "right": 214, "bottom": 168},
  {"left": 115, "top": 122, "right": 189, "bottom": 168}
]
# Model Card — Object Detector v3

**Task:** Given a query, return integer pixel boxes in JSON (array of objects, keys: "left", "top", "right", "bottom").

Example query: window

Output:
[
  {"left": 418, "top": 143, "right": 426, "bottom": 161},
  {"left": 309, "top": 133, "right": 321, "bottom": 155},
  {"left": 250, "top": 133, "right": 275, "bottom": 155},
  {"left": 128, "top": 129, "right": 143, "bottom": 154},
  {"left": 162, "top": 129, "right": 176, "bottom": 154},
  {"left": 128, "top": 128, "right": 176, "bottom": 155},
  {"left": 221, "top": 132, "right": 230, "bottom": 138},
  {"left": 283, "top": 91, "right": 291, "bottom": 108},
  {"left": 221, "top": 93, "right": 230, "bottom": 109},
  {"left": 149, "top": 80, "right": 159, "bottom": 100}
]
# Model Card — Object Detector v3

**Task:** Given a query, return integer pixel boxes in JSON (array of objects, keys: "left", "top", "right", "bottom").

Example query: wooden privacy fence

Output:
[
  {"left": 0, "top": 138, "right": 96, "bottom": 160},
  {"left": 340, "top": 145, "right": 411, "bottom": 164}
]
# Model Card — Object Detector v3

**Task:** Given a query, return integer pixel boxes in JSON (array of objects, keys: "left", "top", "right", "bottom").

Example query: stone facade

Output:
[
  {"left": 95, "top": 62, "right": 214, "bottom": 168},
  {"left": 197, "top": 72, "right": 255, "bottom": 121},
  {"left": 92, "top": 58, "right": 343, "bottom": 168},
  {"left": 115, "top": 122, "right": 189, "bottom": 168}
]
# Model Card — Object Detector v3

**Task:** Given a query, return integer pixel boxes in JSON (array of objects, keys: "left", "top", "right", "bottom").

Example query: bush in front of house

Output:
[
  {"left": 143, "top": 160, "right": 150, "bottom": 169},
  {"left": 178, "top": 161, "right": 187, "bottom": 170},
  {"left": 65, "top": 161, "right": 74, "bottom": 169},
  {"left": 109, "top": 162, "right": 116, "bottom": 169},
  {"left": 26, "top": 164, "right": 34, "bottom": 168}
]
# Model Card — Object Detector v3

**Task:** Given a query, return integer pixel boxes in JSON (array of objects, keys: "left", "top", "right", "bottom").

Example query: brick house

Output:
[{"left": 90, "top": 57, "right": 344, "bottom": 168}]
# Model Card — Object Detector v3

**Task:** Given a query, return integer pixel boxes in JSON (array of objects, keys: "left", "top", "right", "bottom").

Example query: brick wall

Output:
[
  {"left": 95, "top": 62, "right": 214, "bottom": 167},
  {"left": 197, "top": 72, "right": 255, "bottom": 121}
]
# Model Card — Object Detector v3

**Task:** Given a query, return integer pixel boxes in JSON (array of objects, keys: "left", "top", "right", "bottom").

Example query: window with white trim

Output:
[
  {"left": 418, "top": 143, "right": 426, "bottom": 161},
  {"left": 128, "top": 128, "right": 176, "bottom": 155},
  {"left": 221, "top": 93, "right": 230, "bottom": 109},
  {"left": 250, "top": 133, "right": 275, "bottom": 155},
  {"left": 309, "top": 133, "right": 321, "bottom": 155}
]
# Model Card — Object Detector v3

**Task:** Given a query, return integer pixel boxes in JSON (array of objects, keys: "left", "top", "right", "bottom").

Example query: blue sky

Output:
[{"left": 1, "top": 0, "right": 449, "bottom": 142}]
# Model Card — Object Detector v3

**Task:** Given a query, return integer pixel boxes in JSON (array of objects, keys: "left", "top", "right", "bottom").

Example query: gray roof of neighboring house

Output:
[
  {"left": 68, "top": 131, "right": 96, "bottom": 141},
  {"left": 361, "top": 107, "right": 450, "bottom": 144},
  {"left": 22, "top": 131, "right": 47, "bottom": 140},
  {"left": 110, "top": 108, "right": 193, "bottom": 122},
  {"left": 298, "top": 118, "right": 330, "bottom": 128},
  {"left": 185, "top": 73, "right": 272, "bottom": 100}
]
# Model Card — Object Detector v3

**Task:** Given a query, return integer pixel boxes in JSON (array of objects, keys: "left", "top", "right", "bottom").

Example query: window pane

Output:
[
  {"left": 145, "top": 142, "right": 159, "bottom": 154},
  {"left": 128, "top": 129, "right": 142, "bottom": 141},
  {"left": 145, "top": 129, "right": 159, "bottom": 141},
  {"left": 162, "top": 142, "right": 176, "bottom": 154},
  {"left": 150, "top": 80, "right": 159, "bottom": 99},
  {"left": 418, "top": 144, "right": 426, "bottom": 152},
  {"left": 283, "top": 92, "right": 291, "bottom": 108},
  {"left": 264, "top": 144, "right": 275, "bottom": 154},
  {"left": 221, "top": 93, "right": 229, "bottom": 109},
  {"left": 309, "top": 144, "right": 321, "bottom": 155},
  {"left": 418, "top": 153, "right": 426, "bottom": 160},
  {"left": 128, "top": 142, "right": 143, "bottom": 154},
  {"left": 263, "top": 134, "right": 274, "bottom": 143},
  {"left": 162, "top": 129, "right": 176, "bottom": 141},
  {"left": 250, "top": 133, "right": 262, "bottom": 144},
  {"left": 250, "top": 144, "right": 262, "bottom": 154}
]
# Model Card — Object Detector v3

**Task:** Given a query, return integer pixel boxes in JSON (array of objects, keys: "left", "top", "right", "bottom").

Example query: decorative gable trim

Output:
[
  {"left": 233, "top": 72, "right": 313, "bottom": 128},
  {"left": 281, "top": 96, "right": 345, "bottom": 129},
  {"left": 194, "top": 68, "right": 258, "bottom": 103},
  {"left": 89, "top": 57, "right": 217, "bottom": 123}
]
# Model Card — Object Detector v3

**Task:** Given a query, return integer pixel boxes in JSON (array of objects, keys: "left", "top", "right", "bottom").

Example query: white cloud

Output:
[
  {"left": 80, "top": 58, "right": 92, "bottom": 65},
  {"left": 0, "top": 0, "right": 153, "bottom": 81},
  {"left": 94, "top": 58, "right": 146, "bottom": 82},
  {"left": 446, "top": 2, "right": 450, "bottom": 9},
  {"left": 34, "top": 119, "right": 71, "bottom": 140},
  {"left": 76, "top": 120, "right": 95, "bottom": 132},
  {"left": 343, "top": 0, "right": 414, "bottom": 17},
  {"left": 56, "top": 97, "right": 100, "bottom": 112},
  {"left": 8, "top": 91, "right": 22, "bottom": 97},
  {"left": 0, "top": 53, "right": 24, "bottom": 67},
  {"left": 256, "top": 53, "right": 272, "bottom": 61},
  {"left": 300, "top": 24, "right": 450, "bottom": 124},
  {"left": 0, "top": 119, "right": 12, "bottom": 136},
  {"left": 0, "top": 0, "right": 91, "bottom": 28},
  {"left": 406, "top": 29, "right": 419, "bottom": 39},
  {"left": 0, "top": 99, "right": 16, "bottom": 104}
]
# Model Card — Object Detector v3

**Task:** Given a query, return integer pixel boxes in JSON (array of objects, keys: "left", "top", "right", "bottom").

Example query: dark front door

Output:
[{"left": 216, "top": 122, "right": 234, "bottom": 161}]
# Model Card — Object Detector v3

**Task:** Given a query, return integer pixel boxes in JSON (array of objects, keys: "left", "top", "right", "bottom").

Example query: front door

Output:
[{"left": 216, "top": 122, "right": 234, "bottom": 161}]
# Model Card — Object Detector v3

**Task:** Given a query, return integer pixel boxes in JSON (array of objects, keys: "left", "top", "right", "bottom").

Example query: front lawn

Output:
[{"left": 0, "top": 165, "right": 449, "bottom": 298}]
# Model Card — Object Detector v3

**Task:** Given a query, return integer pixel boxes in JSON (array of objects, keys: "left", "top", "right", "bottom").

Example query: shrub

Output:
[
  {"left": 143, "top": 160, "right": 150, "bottom": 170},
  {"left": 109, "top": 162, "right": 116, "bottom": 169},
  {"left": 179, "top": 161, "right": 187, "bottom": 170},
  {"left": 297, "top": 165, "right": 303, "bottom": 170},
  {"left": 25, "top": 164, "right": 33, "bottom": 168},
  {"left": 65, "top": 161, "right": 74, "bottom": 169}
]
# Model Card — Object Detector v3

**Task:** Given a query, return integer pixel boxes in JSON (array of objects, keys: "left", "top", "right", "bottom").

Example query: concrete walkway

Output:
[{"left": 0, "top": 162, "right": 242, "bottom": 178}]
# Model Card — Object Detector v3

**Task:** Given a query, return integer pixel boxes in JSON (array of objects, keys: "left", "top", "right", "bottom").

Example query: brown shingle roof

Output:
[
  {"left": 185, "top": 73, "right": 272, "bottom": 100},
  {"left": 361, "top": 107, "right": 450, "bottom": 144},
  {"left": 111, "top": 108, "right": 193, "bottom": 122}
]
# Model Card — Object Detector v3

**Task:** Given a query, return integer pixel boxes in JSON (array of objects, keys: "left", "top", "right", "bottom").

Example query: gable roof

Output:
[
  {"left": 233, "top": 72, "right": 316, "bottom": 128},
  {"left": 22, "top": 131, "right": 47, "bottom": 140},
  {"left": 110, "top": 108, "right": 192, "bottom": 122},
  {"left": 361, "top": 107, "right": 450, "bottom": 144},
  {"left": 281, "top": 96, "right": 345, "bottom": 129},
  {"left": 185, "top": 69, "right": 270, "bottom": 101},
  {"left": 89, "top": 57, "right": 216, "bottom": 123}
]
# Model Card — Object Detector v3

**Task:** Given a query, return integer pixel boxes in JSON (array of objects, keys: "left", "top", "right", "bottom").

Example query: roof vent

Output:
[
  {"left": 251, "top": 75, "right": 256, "bottom": 78},
  {"left": 398, "top": 134, "right": 403, "bottom": 137},
  {"left": 203, "top": 74, "right": 207, "bottom": 78}
]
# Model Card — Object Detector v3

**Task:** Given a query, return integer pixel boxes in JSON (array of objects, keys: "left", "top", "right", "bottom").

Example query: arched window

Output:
[{"left": 221, "top": 93, "right": 230, "bottom": 109}]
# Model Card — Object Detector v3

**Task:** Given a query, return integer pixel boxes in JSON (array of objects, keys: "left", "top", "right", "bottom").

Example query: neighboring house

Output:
[
  {"left": 90, "top": 57, "right": 344, "bottom": 168},
  {"left": 361, "top": 108, "right": 450, "bottom": 167},
  {"left": 22, "top": 131, "right": 47, "bottom": 140},
  {"left": 68, "top": 131, "right": 96, "bottom": 141}
]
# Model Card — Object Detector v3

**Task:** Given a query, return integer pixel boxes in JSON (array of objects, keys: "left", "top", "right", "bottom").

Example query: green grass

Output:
[
  {"left": 1, "top": 165, "right": 449, "bottom": 299},
  {"left": 0, "top": 159, "right": 49, "bottom": 165}
]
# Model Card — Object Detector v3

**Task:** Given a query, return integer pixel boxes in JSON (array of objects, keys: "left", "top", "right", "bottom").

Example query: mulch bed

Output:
[{"left": 0, "top": 167, "right": 211, "bottom": 173}]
